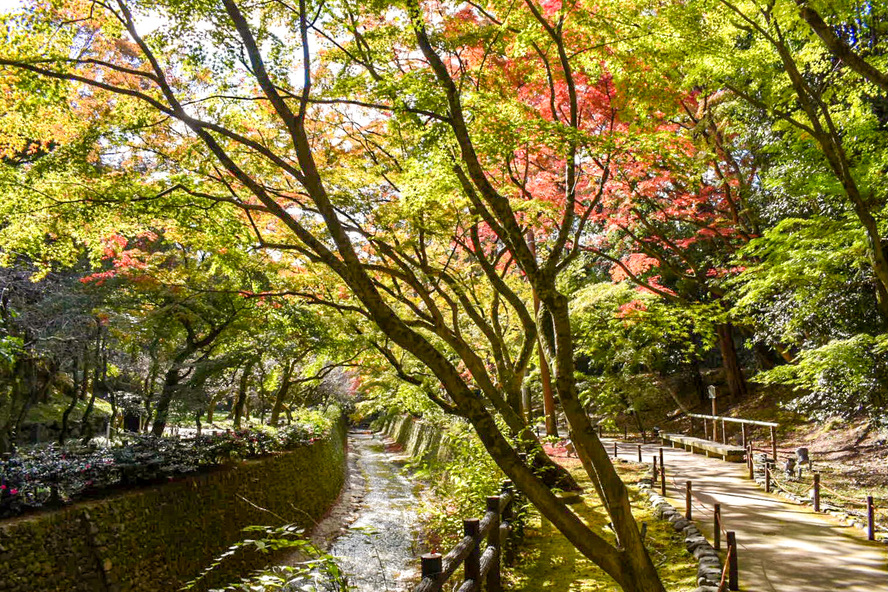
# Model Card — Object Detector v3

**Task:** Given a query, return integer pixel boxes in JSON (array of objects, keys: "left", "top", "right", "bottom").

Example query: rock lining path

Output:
[{"left": 607, "top": 438, "right": 886, "bottom": 591}]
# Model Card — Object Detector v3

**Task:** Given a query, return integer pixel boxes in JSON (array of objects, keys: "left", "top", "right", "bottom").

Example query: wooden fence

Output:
[
  {"left": 415, "top": 481, "right": 516, "bottom": 592},
  {"left": 687, "top": 413, "right": 779, "bottom": 460}
]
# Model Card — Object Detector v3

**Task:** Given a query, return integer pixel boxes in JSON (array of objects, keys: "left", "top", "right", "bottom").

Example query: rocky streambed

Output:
[{"left": 308, "top": 430, "right": 423, "bottom": 592}]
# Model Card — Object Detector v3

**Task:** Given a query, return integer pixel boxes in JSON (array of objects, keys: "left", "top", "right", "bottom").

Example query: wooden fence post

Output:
[
  {"left": 624, "top": 425, "right": 628, "bottom": 440},
  {"left": 710, "top": 389, "right": 718, "bottom": 438},
  {"left": 486, "top": 496, "right": 502, "bottom": 592},
  {"left": 659, "top": 448, "right": 666, "bottom": 496},
  {"left": 770, "top": 425, "right": 777, "bottom": 462},
  {"left": 726, "top": 531, "right": 739, "bottom": 591},
  {"left": 652, "top": 455, "right": 658, "bottom": 481},
  {"left": 813, "top": 473, "right": 820, "bottom": 512},
  {"left": 613, "top": 442, "right": 618, "bottom": 459},
  {"left": 464, "top": 518, "right": 480, "bottom": 583},
  {"left": 637, "top": 444, "right": 642, "bottom": 463},
  {"left": 765, "top": 466, "right": 771, "bottom": 493},
  {"left": 704, "top": 418, "right": 709, "bottom": 440},
  {"left": 714, "top": 503, "right": 721, "bottom": 551},
  {"left": 721, "top": 419, "right": 727, "bottom": 444},
  {"left": 741, "top": 423, "right": 748, "bottom": 448},
  {"left": 501, "top": 481, "right": 515, "bottom": 564},
  {"left": 421, "top": 553, "right": 442, "bottom": 582},
  {"left": 867, "top": 495, "right": 875, "bottom": 541},
  {"left": 747, "top": 443, "right": 753, "bottom": 480},
  {"left": 685, "top": 481, "right": 692, "bottom": 520}
]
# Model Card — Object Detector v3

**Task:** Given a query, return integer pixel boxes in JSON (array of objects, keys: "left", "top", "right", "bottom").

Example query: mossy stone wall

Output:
[
  {"left": 0, "top": 419, "right": 346, "bottom": 592},
  {"left": 381, "top": 415, "right": 450, "bottom": 465}
]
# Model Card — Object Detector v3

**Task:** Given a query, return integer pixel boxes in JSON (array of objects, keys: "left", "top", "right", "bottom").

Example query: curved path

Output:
[{"left": 607, "top": 438, "right": 886, "bottom": 591}]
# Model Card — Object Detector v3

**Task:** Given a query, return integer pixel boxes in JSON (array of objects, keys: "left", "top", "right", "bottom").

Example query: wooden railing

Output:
[
  {"left": 415, "top": 481, "right": 516, "bottom": 592},
  {"left": 687, "top": 413, "right": 779, "bottom": 460}
]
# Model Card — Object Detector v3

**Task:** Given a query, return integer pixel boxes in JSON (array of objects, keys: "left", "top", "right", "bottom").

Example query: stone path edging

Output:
[{"left": 638, "top": 477, "right": 724, "bottom": 592}]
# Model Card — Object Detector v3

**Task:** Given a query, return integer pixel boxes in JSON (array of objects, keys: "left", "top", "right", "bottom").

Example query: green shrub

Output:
[{"left": 418, "top": 421, "right": 506, "bottom": 551}]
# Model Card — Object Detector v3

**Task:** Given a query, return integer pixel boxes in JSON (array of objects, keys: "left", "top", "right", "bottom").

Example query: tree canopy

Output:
[{"left": 1, "top": 0, "right": 887, "bottom": 590}]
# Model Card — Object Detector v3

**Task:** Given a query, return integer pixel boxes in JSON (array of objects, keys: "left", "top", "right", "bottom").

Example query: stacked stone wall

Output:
[{"left": 0, "top": 418, "right": 346, "bottom": 592}]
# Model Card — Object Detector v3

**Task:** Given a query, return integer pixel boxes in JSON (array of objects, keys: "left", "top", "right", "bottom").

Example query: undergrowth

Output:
[{"left": 504, "top": 459, "right": 697, "bottom": 592}]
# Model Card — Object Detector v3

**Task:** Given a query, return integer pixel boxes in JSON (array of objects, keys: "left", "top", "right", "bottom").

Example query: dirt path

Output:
[{"left": 607, "top": 439, "right": 886, "bottom": 591}]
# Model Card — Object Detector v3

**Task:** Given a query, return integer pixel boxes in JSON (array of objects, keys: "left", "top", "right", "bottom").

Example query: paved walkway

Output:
[{"left": 606, "top": 439, "right": 886, "bottom": 592}]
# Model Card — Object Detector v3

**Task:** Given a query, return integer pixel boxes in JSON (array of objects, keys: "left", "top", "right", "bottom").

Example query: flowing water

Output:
[{"left": 329, "top": 431, "right": 421, "bottom": 592}]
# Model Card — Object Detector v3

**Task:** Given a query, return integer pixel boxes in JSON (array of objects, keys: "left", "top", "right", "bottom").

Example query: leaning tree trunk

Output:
[
  {"left": 540, "top": 287, "right": 666, "bottom": 592},
  {"left": 233, "top": 359, "right": 255, "bottom": 430},
  {"left": 269, "top": 360, "right": 294, "bottom": 427},
  {"left": 716, "top": 323, "right": 747, "bottom": 400}
]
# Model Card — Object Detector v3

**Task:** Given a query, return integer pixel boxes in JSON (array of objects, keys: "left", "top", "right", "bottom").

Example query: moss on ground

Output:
[
  {"left": 25, "top": 395, "right": 112, "bottom": 424},
  {"left": 505, "top": 457, "right": 697, "bottom": 592}
]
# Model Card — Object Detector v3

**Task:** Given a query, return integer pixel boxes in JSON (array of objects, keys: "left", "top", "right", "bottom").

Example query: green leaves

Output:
[
  {"left": 755, "top": 334, "right": 888, "bottom": 425},
  {"left": 732, "top": 215, "right": 876, "bottom": 348},
  {"left": 181, "top": 524, "right": 349, "bottom": 592}
]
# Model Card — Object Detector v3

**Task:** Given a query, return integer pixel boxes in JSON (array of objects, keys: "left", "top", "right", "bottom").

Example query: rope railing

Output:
[
  {"left": 817, "top": 481, "right": 870, "bottom": 506},
  {"left": 748, "top": 448, "right": 885, "bottom": 539},
  {"left": 764, "top": 469, "right": 812, "bottom": 498}
]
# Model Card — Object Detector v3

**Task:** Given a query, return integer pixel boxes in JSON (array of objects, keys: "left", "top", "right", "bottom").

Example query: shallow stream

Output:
[{"left": 328, "top": 431, "right": 421, "bottom": 592}]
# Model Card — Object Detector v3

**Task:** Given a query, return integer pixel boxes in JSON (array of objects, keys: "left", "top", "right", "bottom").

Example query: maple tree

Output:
[
  {"left": 0, "top": 0, "right": 672, "bottom": 588},
  {"left": 4, "top": 0, "right": 884, "bottom": 587},
  {"left": 577, "top": 90, "right": 758, "bottom": 400},
  {"left": 633, "top": 0, "right": 888, "bottom": 321}
]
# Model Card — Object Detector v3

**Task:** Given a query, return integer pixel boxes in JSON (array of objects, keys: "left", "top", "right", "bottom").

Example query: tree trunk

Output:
[
  {"left": 717, "top": 323, "right": 747, "bottom": 400},
  {"left": 1, "top": 357, "right": 38, "bottom": 453},
  {"left": 78, "top": 352, "right": 90, "bottom": 401},
  {"left": 687, "top": 358, "right": 707, "bottom": 407},
  {"left": 80, "top": 327, "right": 104, "bottom": 443},
  {"left": 528, "top": 228, "right": 559, "bottom": 437},
  {"left": 207, "top": 391, "right": 220, "bottom": 423},
  {"left": 631, "top": 410, "right": 647, "bottom": 443},
  {"left": 151, "top": 364, "right": 182, "bottom": 437},
  {"left": 59, "top": 389, "right": 79, "bottom": 444},
  {"left": 269, "top": 360, "right": 294, "bottom": 427},
  {"left": 521, "top": 383, "right": 532, "bottom": 424},
  {"left": 537, "top": 286, "right": 666, "bottom": 592},
  {"left": 538, "top": 338, "right": 559, "bottom": 438},
  {"left": 233, "top": 359, "right": 255, "bottom": 430}
]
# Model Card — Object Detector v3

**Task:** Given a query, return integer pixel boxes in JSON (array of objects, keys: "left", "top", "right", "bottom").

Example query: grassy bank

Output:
[{"left": 505, "top": 454, "right": 697, "bottom": 591}]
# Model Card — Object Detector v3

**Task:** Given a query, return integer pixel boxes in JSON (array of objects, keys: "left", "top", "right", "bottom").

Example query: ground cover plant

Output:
[
  {"left": 0, "top": 409, "right": 334, "bottom": 518},
  {"left": 505, "top": 453, "right": 696, "bottom": 591}
]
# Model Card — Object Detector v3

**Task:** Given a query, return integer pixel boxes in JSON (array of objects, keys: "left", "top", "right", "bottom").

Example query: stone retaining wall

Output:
[
  {"left": 0, "top": 419, "right": 346, "bottom": 592},
  {"left": 379, "top": 415, "right": 452, "bottom": 465}
]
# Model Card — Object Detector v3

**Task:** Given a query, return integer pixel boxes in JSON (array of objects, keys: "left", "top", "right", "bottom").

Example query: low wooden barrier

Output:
[
  {"left": 688, "top": 413, "right": 779, "bottom": 460},
  {"left": 661, "top": 432, "right": 746, "bottom": 462},
  {"left": 415, "top": 481, "right": 516, "bottom": 592}
]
